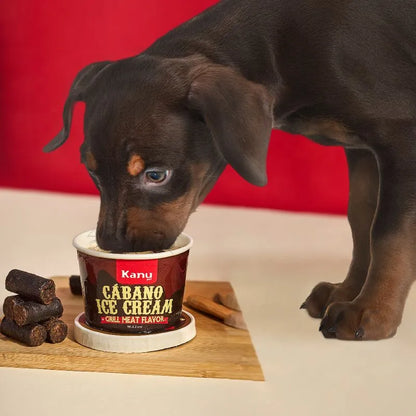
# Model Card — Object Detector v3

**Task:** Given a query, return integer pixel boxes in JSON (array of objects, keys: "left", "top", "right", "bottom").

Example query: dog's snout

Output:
[
  {"left": 96, "top": 226, "right": 124, "bottom": 252},
  {"left": 127, "top": 229, "right": 176, "bottom": 252},
  {"left": 96, "top": 201, "right": 179, "bottom": 252},
  {"left": 96, "top": 234, "right": 126, "bottom": 253},
  {"left": 96, "top": 225, "right": 174, "bottom": 253}
]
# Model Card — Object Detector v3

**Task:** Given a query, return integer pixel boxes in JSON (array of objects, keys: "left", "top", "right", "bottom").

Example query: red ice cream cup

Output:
[{"left": 73, "top": 230, "right": 193, "bottom": 334}]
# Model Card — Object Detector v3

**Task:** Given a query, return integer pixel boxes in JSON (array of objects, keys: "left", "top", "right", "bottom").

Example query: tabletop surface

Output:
[{"left": 1, "top": 188, "right": 415, "bottom": 416}]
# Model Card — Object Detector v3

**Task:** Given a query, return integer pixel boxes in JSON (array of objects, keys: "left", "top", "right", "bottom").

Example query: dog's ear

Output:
[
  {"left": 43, "top": 61, "right": 112, "bottom": 153},
  {"left": 187, "top": 66, "right": 274, "bottom": 186}
]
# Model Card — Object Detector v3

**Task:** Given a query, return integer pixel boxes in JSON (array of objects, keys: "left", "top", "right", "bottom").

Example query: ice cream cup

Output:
[{"left": 72, "top": 230, "right": 193, "bottom": 334}]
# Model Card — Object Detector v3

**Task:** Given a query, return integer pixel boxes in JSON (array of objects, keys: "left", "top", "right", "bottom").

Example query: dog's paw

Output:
[
  {"left": 301, "top": 282, "right": 358, "bottom": 319},
  {"left": 319, "top": 300, "right": 400, "bottom": 340}
]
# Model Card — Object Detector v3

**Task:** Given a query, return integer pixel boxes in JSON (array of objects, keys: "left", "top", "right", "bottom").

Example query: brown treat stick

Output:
[
  {"left": 42, "top": 317, "right": 68, "bottom": 343},
  {"left": 6, "top": 269, "right": 56, "bottom": 304},
  {"left": 215, "top": 291, "right": 241, "bottom": 311},
  {"left": 0, "top": 317, "right": 47, "bottom": 346},
  {"left": 69, "top": 275, "right": 82, "bottom": 295},
  {"left": 3, "top": 295, "right": 24, "bottom": 320},
  {"left": 13, "top": 297, "right": 63, "bottom": 326},
  {"left": 186, "top": 294, "right": 247, "bottom": 330}
]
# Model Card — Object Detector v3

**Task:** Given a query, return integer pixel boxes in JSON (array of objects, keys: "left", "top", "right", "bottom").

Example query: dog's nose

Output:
[
  {"left": 96, "top": 227, "right": 173, "bottom": 253},
  {"left": 131, "top": 232, "right": 173, "bottom": 252},
  {"left": 96, "top": 228, "right": 128, "bottom": 253}
]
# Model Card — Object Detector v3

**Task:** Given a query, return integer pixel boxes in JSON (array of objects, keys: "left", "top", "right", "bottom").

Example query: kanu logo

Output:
[
  {"left": 121, "top": 270, "right": 153, "bottom": 280},
  {"left": 116, "top": 259, "right": 158, "bottom": 285}
]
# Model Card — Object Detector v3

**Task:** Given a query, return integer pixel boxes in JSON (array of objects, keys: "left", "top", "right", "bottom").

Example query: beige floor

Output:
[{"left": 0, "top": 188, "right": 415, "bottom": 416}]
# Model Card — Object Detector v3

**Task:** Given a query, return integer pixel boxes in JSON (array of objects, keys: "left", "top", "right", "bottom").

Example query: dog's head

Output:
[{"left": 44, "top": 55, "right": 274, "bottom": 252}]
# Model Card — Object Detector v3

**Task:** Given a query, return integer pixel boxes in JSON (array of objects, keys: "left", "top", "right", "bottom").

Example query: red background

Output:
[{"left": 0, "top": 0, "right": 348, "bottom": 214}]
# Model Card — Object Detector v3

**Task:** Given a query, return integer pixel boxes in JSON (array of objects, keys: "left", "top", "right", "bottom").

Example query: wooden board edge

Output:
[{"left": 0, "top": 351, "right": 265, "bottom": 381}]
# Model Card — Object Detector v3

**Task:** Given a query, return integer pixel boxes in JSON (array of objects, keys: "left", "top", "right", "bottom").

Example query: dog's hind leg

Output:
[{"left": 301, "top": 148, "right": 379, "bottom": 319}]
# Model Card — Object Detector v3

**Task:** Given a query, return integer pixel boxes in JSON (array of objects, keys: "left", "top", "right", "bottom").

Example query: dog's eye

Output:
[{"left": 144, "top": 169, "right": 171, "bottom": 185}]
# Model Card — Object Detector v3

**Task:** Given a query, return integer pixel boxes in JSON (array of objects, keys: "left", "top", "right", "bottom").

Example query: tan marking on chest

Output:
[
  {"left": 302, "top": 118, "right": 361, "bottom": 145},
  {"left": 128, "top": 154, "right": 145, "bottom": 177},
  {"left": 303, "top": 119, "right": 350, "bottom": 140},
  {"left": 85, "top": 151, "right": 98, "bottom": 172},
  {"left": 278, "top": 117, "right": 363, "bottom": 147}
]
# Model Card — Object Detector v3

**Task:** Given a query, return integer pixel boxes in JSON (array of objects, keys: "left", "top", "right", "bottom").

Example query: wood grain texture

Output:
[{"left": 0, "top": 277, "right": 264, "bottom": 381}]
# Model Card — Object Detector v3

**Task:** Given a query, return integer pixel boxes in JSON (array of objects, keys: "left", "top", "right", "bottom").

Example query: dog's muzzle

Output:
[{"left": 96, "top": 225, "right": 176, "bottom": 253}]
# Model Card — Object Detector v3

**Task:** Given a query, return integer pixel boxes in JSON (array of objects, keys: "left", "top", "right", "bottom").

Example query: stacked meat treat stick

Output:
[{"left": 1, "top": 269, "right": 67, "bottom": 346}]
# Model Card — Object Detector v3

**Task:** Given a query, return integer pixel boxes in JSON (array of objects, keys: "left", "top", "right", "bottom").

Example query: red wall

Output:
[{"left": 0, "top": 0, "right": 348, "bottom": 214}]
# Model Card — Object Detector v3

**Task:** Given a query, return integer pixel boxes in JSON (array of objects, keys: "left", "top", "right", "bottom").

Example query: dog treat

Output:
[
  {"left": 69, "top": 274, "right": 82, "bottom": 295},
  {"left": 13, "top": 297, "right": 63, "bottom": 326},
  {"left": 0, "top": 317, "right": 47, "bottom": 347},
  {"left": 42, "top": 317, "right": 68, "bottom": 343},
  {"left": 5, "top": 269, "right": 56, "bottom": 304},
  {"left": 2, "top": 295, "right": 24, "bottom": 320}
]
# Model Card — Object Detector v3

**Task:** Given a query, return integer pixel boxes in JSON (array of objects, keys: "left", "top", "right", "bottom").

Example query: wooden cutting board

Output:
[{"left": 0, "top": 277, "right": 264, "bottom": 381}]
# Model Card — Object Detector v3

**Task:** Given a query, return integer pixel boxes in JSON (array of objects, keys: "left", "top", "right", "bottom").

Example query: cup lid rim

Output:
[{"left": 72, "top": 230, "right": 193, "bottom": 260}]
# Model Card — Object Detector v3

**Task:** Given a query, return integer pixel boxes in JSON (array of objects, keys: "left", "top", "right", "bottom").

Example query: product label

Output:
[
  {"left": 78, "top": 251, "right": 189, "bottom": 333},
  {"left": 100, "top": 315, "right": 169, "bottom": 325},
  {"left": 95, "top": 284, "right": 174, "bottom": 324}
]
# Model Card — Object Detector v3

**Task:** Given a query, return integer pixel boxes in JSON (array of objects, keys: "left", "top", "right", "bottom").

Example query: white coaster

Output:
[{"left": 74, "top": 311, "right": 196, "bottom": 353}]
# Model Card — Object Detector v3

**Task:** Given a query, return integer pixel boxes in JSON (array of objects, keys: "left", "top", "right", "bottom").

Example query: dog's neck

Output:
[
  {"left": 145, "top": 0, "right": 281, "bottom": 92},
  {"left": 144, "top": 0, "right": 361, "bottom": 147}
]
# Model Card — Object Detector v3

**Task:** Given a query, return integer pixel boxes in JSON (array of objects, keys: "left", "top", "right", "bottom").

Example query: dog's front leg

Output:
[
  {"left": 319, "top": 139, "right": 416, "bottom": 340},
  {"left": 302, "top": 149, "right": 379, "bottom": 319}
]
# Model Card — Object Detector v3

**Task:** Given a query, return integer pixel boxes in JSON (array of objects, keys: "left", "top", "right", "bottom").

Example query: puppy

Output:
[{"left": 44, "top": 0, "right": 416, "bottom": 340}]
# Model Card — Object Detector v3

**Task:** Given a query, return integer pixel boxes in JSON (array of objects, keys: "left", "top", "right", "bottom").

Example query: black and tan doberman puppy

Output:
[{"left": 44, "top": 0, "right": 416, "bottom": 340}]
